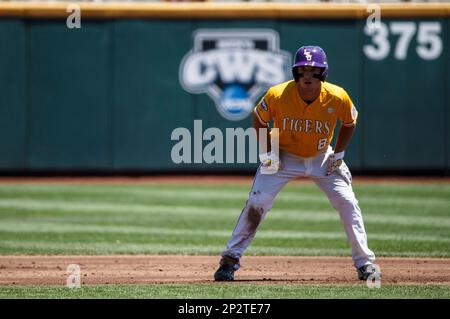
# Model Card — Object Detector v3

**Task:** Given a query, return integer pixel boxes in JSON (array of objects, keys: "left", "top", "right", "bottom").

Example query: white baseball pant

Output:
[{"left": 221, "top": 147, "right": 376, "bottom": 270}]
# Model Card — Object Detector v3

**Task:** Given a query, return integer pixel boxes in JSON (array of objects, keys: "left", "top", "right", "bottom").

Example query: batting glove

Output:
[
  {"left": 327, "top": 151, "right": 352, "bottom": 185},
  {"left": 259, "top": 152, "right": 280, "bottom": 175},
  {"left": 326, "top": 151, "right": 345, "bottom": 175}
]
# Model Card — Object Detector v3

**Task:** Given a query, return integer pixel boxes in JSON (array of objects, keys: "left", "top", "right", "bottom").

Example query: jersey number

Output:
[{"left": 317, "top": 138, "right": 327, "bottom": 151}]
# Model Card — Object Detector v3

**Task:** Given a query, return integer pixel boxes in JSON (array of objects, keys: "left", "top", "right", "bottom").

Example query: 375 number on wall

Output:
[{"left": 364, "top": 22, "right": 443, "bottom": 61}]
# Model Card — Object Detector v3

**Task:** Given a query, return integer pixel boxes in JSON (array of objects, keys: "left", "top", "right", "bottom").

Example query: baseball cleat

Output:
[
  {"left": 357, "top": 264, "right": 381, "bottom": 281},
  {"left": 214, "top": 264, "right": 235, "bottom": 281}
]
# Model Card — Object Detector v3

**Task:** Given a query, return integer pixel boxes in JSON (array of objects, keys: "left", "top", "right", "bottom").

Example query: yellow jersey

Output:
[{"left": 254, "top": 80, "right": 358, "bottom": 158}]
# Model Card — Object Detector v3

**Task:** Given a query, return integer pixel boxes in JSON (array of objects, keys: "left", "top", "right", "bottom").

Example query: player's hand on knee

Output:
[
  {"left": 326, "top": 151, "right": 345, "bottom": 175},
  {"left": 259, "top": 152, "right": 280, "bottom": 174},
  {"left": 327, "top": 151, "right": 352, "bottom": 184}
]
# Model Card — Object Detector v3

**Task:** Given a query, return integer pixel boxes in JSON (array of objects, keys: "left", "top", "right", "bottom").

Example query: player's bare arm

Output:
[
  {"left": 253, "top": 110, "right": 271, "bottom": 152},
  {"left": 334, "top": 124, "right": 355, "bottom": 154},
  {"left": 327, "top": 124, "right": 356, "bottom": 179}
]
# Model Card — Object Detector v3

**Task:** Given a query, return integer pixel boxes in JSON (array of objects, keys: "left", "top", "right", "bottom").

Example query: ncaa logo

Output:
[{"left": 179, "top": 29, "right": 291, "bottom": 121}]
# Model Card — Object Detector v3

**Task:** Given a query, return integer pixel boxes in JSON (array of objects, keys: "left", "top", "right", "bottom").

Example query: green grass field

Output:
[
  {"left": 2, "top": 284, "right": 450, "bottom": 299},
  {"left": 0, "top": 180, "right": 449, "bottom": 298}
]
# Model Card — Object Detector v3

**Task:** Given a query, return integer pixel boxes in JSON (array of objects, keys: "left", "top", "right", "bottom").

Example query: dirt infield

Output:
[{"left": 0, "top": 255, "right": 449, "bottom": 286}]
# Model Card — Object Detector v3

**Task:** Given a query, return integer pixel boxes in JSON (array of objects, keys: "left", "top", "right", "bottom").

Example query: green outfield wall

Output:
[{"left": 0, "top": 3, "right": 449, "bottom": 173}]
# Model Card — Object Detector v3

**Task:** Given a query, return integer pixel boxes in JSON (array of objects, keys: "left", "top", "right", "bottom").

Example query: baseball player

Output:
[{"left": 214, "top": 46, "right": 379, "bottom": 282}]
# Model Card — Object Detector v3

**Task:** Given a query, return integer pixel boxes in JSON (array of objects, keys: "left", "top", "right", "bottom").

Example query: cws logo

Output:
[{"left": 179, "top": 29, "right": 291, "bottom": 121}]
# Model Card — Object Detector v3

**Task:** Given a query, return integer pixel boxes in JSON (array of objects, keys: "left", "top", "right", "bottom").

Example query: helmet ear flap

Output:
[
  {"left": 315, "top": 68, "right": 326, "bottom": 81},
  {"left": 321, "top": 68, "right": 328, "bottom": 82},
  {"left": 292, "top": 67, "right": 300, "bottom": 82}
]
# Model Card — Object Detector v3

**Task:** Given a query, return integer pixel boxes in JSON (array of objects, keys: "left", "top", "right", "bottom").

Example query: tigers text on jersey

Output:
[{"left": 254, "top": 80, "right": 358, "bottom": 158}]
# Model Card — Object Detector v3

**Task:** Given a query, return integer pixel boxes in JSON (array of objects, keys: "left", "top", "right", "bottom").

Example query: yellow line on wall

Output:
[{"left": 0, "top": 2, "right": 449, "bottom": 19}]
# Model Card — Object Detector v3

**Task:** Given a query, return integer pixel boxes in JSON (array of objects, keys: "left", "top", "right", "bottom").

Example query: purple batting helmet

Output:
[{"left": 292, "top": 46, "right": 328, "bottom": 82}]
